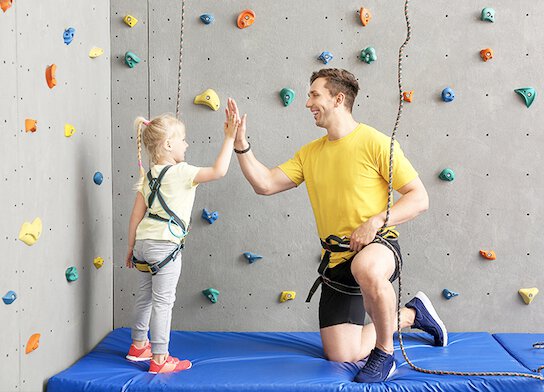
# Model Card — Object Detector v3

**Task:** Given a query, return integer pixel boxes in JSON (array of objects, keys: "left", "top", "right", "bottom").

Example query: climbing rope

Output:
[
  {"left": 175, "top": 0, "right": 186, "bottom": 119},
  {"left": 385, "top": 0, "right": 544, "bottom": 381}
]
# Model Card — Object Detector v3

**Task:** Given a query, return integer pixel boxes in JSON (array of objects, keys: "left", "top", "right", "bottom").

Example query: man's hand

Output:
[
  {"left": 349, "top": 215, "right": 385, "bottom": 252},
  {"left": 229, "top": 98, "right": 248, "bottom": 150}
]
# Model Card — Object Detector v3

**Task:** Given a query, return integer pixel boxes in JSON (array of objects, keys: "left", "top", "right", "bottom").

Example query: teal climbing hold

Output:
[
  {"left": 243, "top": 252, "right": 263, "bottom": 263},
  {"left": 515, "top": 87, "right": 536, "bottom": 108},
  {"left": 124, "top": 51, "right": 141, "bottom": 68},
  {"left": 202, "top": 288, "right": 219, "bottom": 303},
  {"left": 359, "top": 47, "right": 377, "bottom": 64},
  {"left": 2, "top": 290, "right": 17, "bottom": 305},
  {"left": 280, "top": 88, "right": 295, "bottom": 107},
  {"left": 439, "top": 168, "right": 455, "bottom": 181},
  {"left": 481, "top": 8, "right": 495, "bottom": 23},
  {"left": 442, "top": 289, "right": 459, "bottom": 300},
  {"left": 65, "top": 266, "right": 79, "bottom": 282}
]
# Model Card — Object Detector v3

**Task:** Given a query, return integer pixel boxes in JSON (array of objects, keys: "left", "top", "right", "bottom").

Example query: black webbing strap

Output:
[{"left": 132, "top": 245, "right": 181, "bottom": 275}]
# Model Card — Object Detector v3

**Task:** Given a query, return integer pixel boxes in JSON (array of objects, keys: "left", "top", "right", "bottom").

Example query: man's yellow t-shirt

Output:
[{"left": 278, "top": 123, "right": 418, "bottom": 268}]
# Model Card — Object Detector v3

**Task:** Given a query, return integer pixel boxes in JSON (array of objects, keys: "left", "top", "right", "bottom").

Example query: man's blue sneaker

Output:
[
  {"left": 406, "top": 291, "right": 448, "bottom": 346},
  {"left": 354, "top": 348, "right": 396, "bottom": 383}
]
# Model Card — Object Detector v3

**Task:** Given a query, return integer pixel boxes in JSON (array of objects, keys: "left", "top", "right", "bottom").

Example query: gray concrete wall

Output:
[
  {"left": 113, "top": 0, "right": 544, "bottom": 334},
  {"left": 0, "top": 1, "right": 112, "bottom": 391}
]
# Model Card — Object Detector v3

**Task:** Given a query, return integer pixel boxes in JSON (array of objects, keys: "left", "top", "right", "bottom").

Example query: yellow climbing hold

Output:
[
  {"left": 280, "top": 291, "right": 296, "bottom": 303},
  {"left": 124, "top": 15, "right": 138, "bottom": 27},
  {"left": 64, "top": 123, "right": 75, "bottom": 137},
  {"left": 519, "top": 288, "right": 539, "bottom": 305},
  {"left": 194, "top": 89, "right": 220, "bottom": 111},
  {"left": 18, "top": 217, "right": 42, "bottom": 246},
  {"left": 89, "top": 47, "right": 104, "bottom": 58},
  {"left": 93, "top": 257, "right": 104, "bottom": 269}
]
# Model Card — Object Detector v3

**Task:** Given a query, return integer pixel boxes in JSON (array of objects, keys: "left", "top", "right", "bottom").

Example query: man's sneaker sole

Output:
[
  {"left": 415, "top": 291, "right": 448, "bottom": 346},
  {"left": 126, "top": 354, "right": 151, "bottom": 362},
  {"left": 148, "top": 361, "right": 192, "bottom": 374}
]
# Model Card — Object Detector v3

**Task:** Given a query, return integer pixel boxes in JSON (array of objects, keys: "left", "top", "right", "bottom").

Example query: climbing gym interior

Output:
[{"left": 1, "top": 0, "right": 543, "bottom": 391}]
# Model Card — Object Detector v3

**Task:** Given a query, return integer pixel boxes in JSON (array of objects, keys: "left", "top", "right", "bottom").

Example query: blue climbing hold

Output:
[
  {"left": 202, "top": 288, "right": 220, "bottom": 303},
  {"left": 318, "top": 51, "right": 333, "bottom": 65},
  {"left": 243, "top": 252, "right": 263, "bottom": 263},
  {"left": 442, "top": 87, "right": 455, "bottom": 102},
  {"left": 63, "top": 27, "right": 76, "bottom": 45},
  {"left": 202, "top": 208, "right": 218, "bottom": 224},
  {"left": 2, "top": 290, "right": 17, "bottom": 305},
  {"left": 481, "top": 8, "right": 495, "bottom": 23},
  {"left": 93, "top": 172, "right": 103, "bottom": 185},
  {"left": 200, "top": 13, "right": 214, "bottom": 24},
  {"left": 514, "top": 87, "right": 537, "bottom": 108},
  {"left": 442, "top": 288, "right": 459, "bottom": 300}
]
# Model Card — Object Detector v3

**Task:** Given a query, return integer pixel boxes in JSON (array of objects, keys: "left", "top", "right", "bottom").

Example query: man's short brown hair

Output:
[{"left": 310, "top": 68, "right": 360, "bottom": 112}]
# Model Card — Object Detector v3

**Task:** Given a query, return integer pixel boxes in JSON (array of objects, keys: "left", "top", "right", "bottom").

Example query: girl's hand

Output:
[
  {"left": 224, "top": 98, "right": 238, "bottom": 140},
  {"left": 125, "top": 248, "right": 134, "bottom": 268}
]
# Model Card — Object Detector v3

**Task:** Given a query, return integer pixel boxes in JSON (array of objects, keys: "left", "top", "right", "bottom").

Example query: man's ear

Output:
[{"left": 335, "top": 92, "right": 346, "bottom": 108}]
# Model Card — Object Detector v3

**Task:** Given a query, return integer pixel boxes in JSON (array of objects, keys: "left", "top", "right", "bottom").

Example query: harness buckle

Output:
[
  {"left": 148, "top": 178, "right": 161, "bottom": 192},
  {"left": 148, "top": 263, "right": 160, "bottom": 275}
]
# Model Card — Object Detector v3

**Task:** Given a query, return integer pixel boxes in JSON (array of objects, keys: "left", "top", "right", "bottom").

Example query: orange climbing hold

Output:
[
  {"left": 237, "top": 9, "right": 255, "bottom": 29},
  {"left": 1, "top": 0, "right": 13, "bottom": 12},
  {"left": 480, "top": 48, "right": 494, "bottom": 62},
  {"left": 25, "top": 119, "right": 37, "bottom": 133},
  {"left": 479, "top": 250, "right": 496, "bottom": 260},
  {"left": 25, "top": 333, "right": 40, "bottom": 354},
  {"left": 46, "top": 64, "right": 57, "bottom": 89},
  {"left": 359, "top": 7, "right": 372, "bottom": 26},
  {"left": 403, "top": 90, "right": 414, "bottom": 102}
]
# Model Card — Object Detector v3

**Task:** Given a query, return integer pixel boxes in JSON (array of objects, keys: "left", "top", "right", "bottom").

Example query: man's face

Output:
[{"left": 305, "top": 77, "right": 338, "bottom": 128}]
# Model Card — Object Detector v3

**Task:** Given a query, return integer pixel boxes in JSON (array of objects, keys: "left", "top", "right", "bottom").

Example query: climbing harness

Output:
[
  {"left": 305, "top": 230, "right": 400, "bottom": 302},
  {"left": 389, "top": 0, "right": 543, "bottom": 381},
  {"left": 132, "top": 165, "right": 188, "bottom": 275}
]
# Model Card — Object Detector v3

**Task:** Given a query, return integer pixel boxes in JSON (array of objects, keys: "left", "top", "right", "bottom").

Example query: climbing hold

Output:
[
  {"left": 519, "top": 287, "right": 539, "bottom": 305},
  {"left": 93, "top": 256, "right": 104, "bottom": 269},
  {"left": 25, "top": 119, "right": 37, "bottom": 133},
  {"left": 201, "top": 208, "right": 219, "bottom": 224},
  {"left": 202, "top": 288, "right": 219, "bottom": 303},
  {"left": 194, "top": 89, "right": 220, "bottom": 111},
  {"left": 237, "top": 9, "right": 255, "bottom": 29},
  {"left": 481, "top": 8, "right": 495, "bottom": 23},
  {"left": 1, "top": 0, "right": 12, "bottom": 12},
  {"left": 438, "top": 168, "right": 455, "bottom": 181},
  {"left": 515, "top": 88, "right": 537, "bottom": 108},
  {"left": 124, "top": 51, "right": 140, "bottom": 68},
  {"left": 123, "top": 15, "right": 138, "bottom": 27},
  {"left": 480, "top": 48, "right": 494, "bottom": 62},
  {"left": 359, "top": 7, "right": 372, "bottom": 26},
  {"left": 64, "top": 123, "right": 75, "bottom": 137},
  {"left": 318, "top": 51, "right": 333, "bottom": 65},
  {"left": 93, "top": 172, "right": 103, "bottom": 185},
  {"left": 359, "top": 47, "right": 377, "bottom": 64},
  {"left": 89, "top": 47, "right": 104, "bottom": 58},
  {"left": 479, "top": 250, "right": 496, "bottom": 260},
  {"left": 441, "top": 87, "right": 455, "bottom": 102},
  {"left": 2, "top": 290, "right": 17, "bottom": 305},
  {"left": 200, "top": 13, "right": 214, "bottom": 24},
  {"left": 280, "top": 291, "right": 296, "bottom": 303},
  {"left": 63, "top": 27, "right": 76, "bottom": 45},
  {"left": 18, "top": 217, "right": 42, "bottom": 246},
  {"left": 25, "top": 333, "right": 41, "bottom": 354},
  {"left": 280, "top": 88, "right": 295, "bottom": 107},
  {"left": 442, "top": 288, "right": 459, "bottom": 300},
  {"left": 403, "top": 91, "right": 414, "bottom": 103},
  {"left": 46, "top": 64, "right": 57, "bottom": 89},
  {"left": 65, "top": 266, "right": 79, "bottom": 282},
  {"left": 243, "top": 252, "right": 263, "bottom": 264}
]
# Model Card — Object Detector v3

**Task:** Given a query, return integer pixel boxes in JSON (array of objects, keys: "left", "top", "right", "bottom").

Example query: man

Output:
[{"left": 227, "top": 68, "right": 447, "bottom": 383}]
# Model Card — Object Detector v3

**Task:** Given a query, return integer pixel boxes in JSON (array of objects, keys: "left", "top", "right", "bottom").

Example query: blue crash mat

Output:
[
  {"left": 47, "top": 328, "right": 544, "bottom": 392},
  {"left": 494, "top": 333, "right": 544, "bottom": 373}
]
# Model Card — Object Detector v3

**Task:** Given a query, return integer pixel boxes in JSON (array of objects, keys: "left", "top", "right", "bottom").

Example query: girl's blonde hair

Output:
[{"left": 134, "top": 113, "right": 186, "bottom": 179}]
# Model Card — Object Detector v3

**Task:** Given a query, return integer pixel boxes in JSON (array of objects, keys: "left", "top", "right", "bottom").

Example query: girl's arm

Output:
[{"left": 125, "top": 192, "right": 147, "bottom": 267}]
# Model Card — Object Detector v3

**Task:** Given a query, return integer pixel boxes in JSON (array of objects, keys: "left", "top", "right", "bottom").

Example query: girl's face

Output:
[{"left": 170, "top": 126, "right": 188, "bottom": 163}]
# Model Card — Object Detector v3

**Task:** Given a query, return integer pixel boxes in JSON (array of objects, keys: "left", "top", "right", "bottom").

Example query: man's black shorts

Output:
[{"left": 318, "top": 237, "right": 402, "bottom": 329}]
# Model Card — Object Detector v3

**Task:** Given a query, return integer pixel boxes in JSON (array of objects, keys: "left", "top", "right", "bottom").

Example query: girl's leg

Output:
[{"left": 131, "top": 241, "right": 153, "bottom": 346}]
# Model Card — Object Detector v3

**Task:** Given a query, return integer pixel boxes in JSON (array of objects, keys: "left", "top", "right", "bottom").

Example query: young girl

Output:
[{"left": 124, "top": 100, "right": 239, "bottom": 374}]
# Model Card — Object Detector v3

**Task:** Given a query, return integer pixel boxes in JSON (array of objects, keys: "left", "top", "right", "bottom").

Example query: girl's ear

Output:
[{"left": 163, "top": 138, "right": 172, "bottom": 151}]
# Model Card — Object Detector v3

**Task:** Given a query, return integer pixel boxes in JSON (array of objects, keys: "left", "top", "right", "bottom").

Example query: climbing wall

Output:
[
  {"left": 0, "top": 1, "right": 113, "bottom": 391},
  {"left": 112, "top": 0, "right": 544, "bottom": 334}
]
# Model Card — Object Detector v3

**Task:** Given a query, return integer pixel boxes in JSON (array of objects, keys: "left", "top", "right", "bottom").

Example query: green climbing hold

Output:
[
  {"left": 124, "top": 51, "right": 141, "bottom": 68},
  {"left": 481, "top": 8, "right": 495, "bottom": 23},
  {"left": 515, "top": 87, "right": 536, "bottom": 108},
  {"left": 359, "top": 47, "right": 377, "bottom": 64},
  {"left": 202, "top": 288, "right": 219, "bottom": 303},
  {"left": 280, "top": 88, "right": 295, "bottom": 107},
  {"left": 439, "top": 168, "right": 455, "bottom": 181},
  {"left": 65, "top": 266, "right": 79, "bottom": 282}
]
